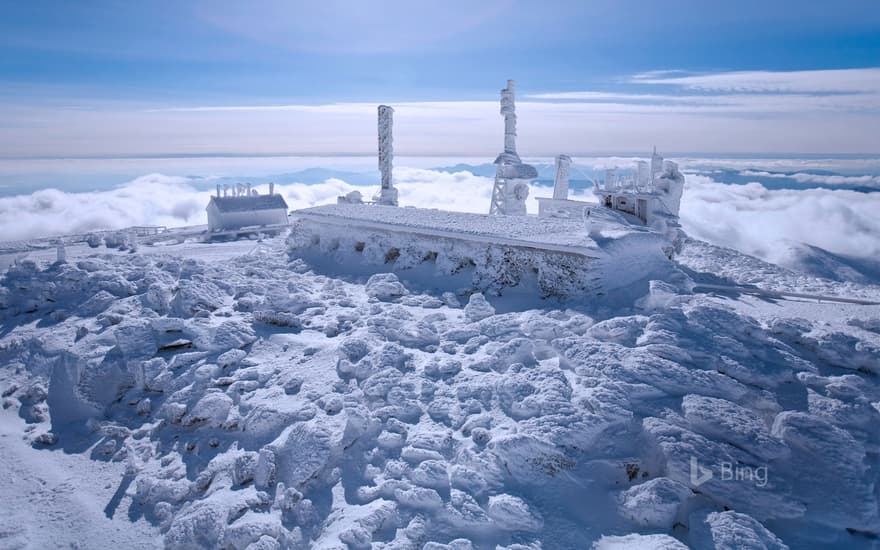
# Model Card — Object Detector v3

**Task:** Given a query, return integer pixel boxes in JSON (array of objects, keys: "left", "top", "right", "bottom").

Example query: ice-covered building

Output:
[
  {"left": 206, "top": 183, "right": 289, "bottom": 232},
  {"left": 592, "top": 148, "right": 684, "bottom": 231},
  {"left": 288, "top": 81, "right": 682, "bottom": 297},
  {"left": 537, "top": 148, "right": 685, "bottom": 235}
]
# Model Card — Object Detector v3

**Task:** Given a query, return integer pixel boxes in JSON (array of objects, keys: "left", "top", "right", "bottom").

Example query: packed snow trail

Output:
[{"left": 0, "top": 413, "right": 160, "bottom": 549}]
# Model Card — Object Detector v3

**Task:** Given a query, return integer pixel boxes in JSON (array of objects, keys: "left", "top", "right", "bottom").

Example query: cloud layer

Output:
[
  {"left": 680, "top": 175, "right": 880, "bottom": 265},
  {"left": 738, "top": 170, "right": 880, "bottom": 188},
  {"left": 2, "top": 168, "right": 879, "bottom": 278}
]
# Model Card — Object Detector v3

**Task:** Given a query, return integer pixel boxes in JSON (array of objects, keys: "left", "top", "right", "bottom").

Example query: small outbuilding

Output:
[{"left": 206, "top": 183, "right": 289, "bottom": 232}]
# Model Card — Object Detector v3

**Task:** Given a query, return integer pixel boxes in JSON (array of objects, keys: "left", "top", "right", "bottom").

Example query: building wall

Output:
[
  {"left": 207, "top": 205, "right": 288, "bottom": 231},
  {"left": 537, "top": 198, "right": 589, "bottom": 218}
]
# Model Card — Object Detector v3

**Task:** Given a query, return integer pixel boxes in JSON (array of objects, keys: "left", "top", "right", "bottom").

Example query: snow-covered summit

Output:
[{"left": 0, "top": 232, "right": 878, "bottom": 549}]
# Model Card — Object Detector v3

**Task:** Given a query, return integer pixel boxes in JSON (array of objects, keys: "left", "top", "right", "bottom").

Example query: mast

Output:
[{"left": 375, "top": 105, "right": 398, "bottom": 206}]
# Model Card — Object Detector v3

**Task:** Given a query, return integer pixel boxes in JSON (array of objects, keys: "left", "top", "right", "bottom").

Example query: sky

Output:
[{"left": 1, "top": 0, "right": 879, "bottom": 157}]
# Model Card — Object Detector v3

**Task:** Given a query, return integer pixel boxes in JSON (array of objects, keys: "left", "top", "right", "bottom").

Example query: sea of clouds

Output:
[{"left": 1, "top": 166, "right": 878, "bottom": 274}]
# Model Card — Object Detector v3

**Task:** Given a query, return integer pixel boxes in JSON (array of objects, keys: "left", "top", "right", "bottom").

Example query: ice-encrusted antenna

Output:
[{"left": 375, "top": 105, "right": 398, "bottom": 207}]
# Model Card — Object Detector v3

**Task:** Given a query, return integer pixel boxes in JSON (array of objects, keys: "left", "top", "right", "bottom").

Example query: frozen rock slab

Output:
[
  {"left": 165, "top": 500, "right": 227, "bottom": 549},
  {"left": 642, "top": 417, "right": 805, "bottom": 522},
  {"left": 592, "top": 533, "right": 688, "bottom": 549},
  {"left": 114, "top": 321, "right": 158, "bottom": 359},
  {"left": 681, "top": 395, "right": 789, "bottom": 461},
  {"left": 808, "top": 331, "right": 880, "bottom": 375},
  {"left": 223, "top": 511, "right": 284, "bottom": 550},
  {"left": 689, "top": 510, "right": 789, "bottom": 550},
  {"left": 213, "top": 319, "right": 257, "bottom": 350},
  {"left": 258, "top": 419, "right": 343, "bottom": 490},
  {"left": 464, "top": 293, "right": 495, "bottom": 323},
  {"left": 365, "top": 273, "right": 408, "bottom": 301},
  {"left": 487, "top": 494, "right": 543, "bottom": 532},
  {"left": 617, "top": 477, "right": 691, "bottom": 529},
  {"left": 171, "top": 278, "right": 226, "bottom": 317},
  {"left": 771, "top": 411, "right": 880, "bottom": 533},
  {"left": 183, "top": 392, "right": 233, "bottom": 428}
]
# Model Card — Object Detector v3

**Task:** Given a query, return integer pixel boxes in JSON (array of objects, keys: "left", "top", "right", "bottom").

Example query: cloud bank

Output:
[
  {"left": 738, "top": 170, "right": 880, "bottom": 188},
  {"left": 679, "top": 175, "right": 880, "bottom": 265},
  {"left": 0, "top": 169, "right": 575, "bottom": 242},
  {"left": 2, "top": 169, "right": 879, "bottom": 277}
]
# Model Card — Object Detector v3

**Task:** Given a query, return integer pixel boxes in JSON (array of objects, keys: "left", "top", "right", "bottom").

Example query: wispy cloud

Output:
[
  {"left": 3, "top": 69, "right": 880, "bottom": 157},
  {"left": 739, "top": 170, "right": 880, "bottom": 187},
  {"left": 531, "top": 68, "right": 880, "bottom": 114},
  {"left": 630, "top": 68, "right": 880, "bottom": 94}
]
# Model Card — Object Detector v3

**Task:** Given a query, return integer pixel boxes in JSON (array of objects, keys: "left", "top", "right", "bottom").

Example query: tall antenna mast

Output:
[
  {"left": 375, "top": 105, "right": 398, "bottom": 206},
  {"left": 490, "top": 80, "right": 536, "bottom": 216}
]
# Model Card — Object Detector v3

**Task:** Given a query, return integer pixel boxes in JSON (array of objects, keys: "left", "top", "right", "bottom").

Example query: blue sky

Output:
[{"left": 1, "top": 0, "right": 879, "bottom": 156}]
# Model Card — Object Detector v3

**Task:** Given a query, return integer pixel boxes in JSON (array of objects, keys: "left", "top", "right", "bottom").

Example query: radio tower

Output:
[{"left": 489, "top": 80, "right": 536, "bottom": 215}]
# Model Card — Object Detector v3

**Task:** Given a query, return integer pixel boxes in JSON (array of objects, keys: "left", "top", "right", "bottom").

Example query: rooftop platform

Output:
[{"left": 292, "top": 203, "right": 652, "bottom": 258}]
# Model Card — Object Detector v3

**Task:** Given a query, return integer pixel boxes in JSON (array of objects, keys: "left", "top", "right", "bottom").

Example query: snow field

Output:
[{"left": 0, "top": 234, "right": 878, "bottom": 548}]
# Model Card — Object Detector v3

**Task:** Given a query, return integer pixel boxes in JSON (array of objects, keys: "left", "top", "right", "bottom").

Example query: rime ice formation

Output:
[
  {"left": 293, "top": 82, "right": 686, "bottom": 295},
  {"left": 1, "top": 233, "right": 879, "bottom": 549},
  {"left": 374, "top": 105, "right": 398, "bottom": 207},
  {"left": 289, "top": 203, "right": 675, "bottom": 297},
  {"left": 552, "top": 154, "right": 573, "bottom": 200},
  {"left": 537, "top": 148, "right": 686, "bottom": 249},
  {"left": 592, "top": 149, "right": 685, "bottom": 230},
  {"left": 490, "top": 80, "right": 537, "bottom": 216}
]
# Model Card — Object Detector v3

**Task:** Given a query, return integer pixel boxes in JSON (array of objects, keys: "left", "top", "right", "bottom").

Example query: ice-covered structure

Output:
[
  {"left": 537, "top": 148, "right": 685, "bottom": 238},
  {"left": 289, "top": 81, "right": 682, "bottom": 297},
  {"left": 206, "top": 183, "right": 289, "bottom": 232},
  {"left": 374, "top": 105, "right": 399, "bottom": 206},
  {"left": 489, "top": 80, "right": 537, "bottom": 216},
  {"left": 593, "top": 148, "right": 685, "bottom": 231}
]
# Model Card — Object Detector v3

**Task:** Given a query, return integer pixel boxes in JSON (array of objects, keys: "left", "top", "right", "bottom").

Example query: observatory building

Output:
[
  {"left": 536, "top": 147, "right": 684, "bottom": 233},
  {"left": 206, "top": 183, "right": 289, "bottom": 232},
  {"left": 287, "top": 79, "right": 683, "bottom": 297}
]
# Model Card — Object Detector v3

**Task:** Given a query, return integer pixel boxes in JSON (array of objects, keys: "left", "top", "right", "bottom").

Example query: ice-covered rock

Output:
[
  {"left": 689, "top": 510, "right": 788, "bottom": 550},
  {"left": 218, "top": 349, "right": 248, "bottom": 368},
  {"left": 487, "top": 494, "right": 543, "bottom": 531},
  {"left": 143, "top": 282, "right": 173, "bottom": 313},
  {"left": 681, "top": 395, "right": 789, "bottom": 461},
  {"left": 171, "top": 278, "right": 226, "bottom": 317},
  {"left": 642, "top": 417, "right": 805, "bottom": 521},
  {"left": 365, "top": 273, "right": 408, "bottom": 301},
  {"left": 393, "top": 486, "right": 443, "bottom": 510},
  {"left": 223, "top": 512, "right": 283, "bottom": 550},
  {"left": 115, "top": 324, "right": 162, "bottom": 360},
  {"left": 260, "top": 421, "right": 337, "bottom": 490},
  {"left": 617, "top": 477, "right": 691, "bottom": 529},
  {"left": 593, "top": 534, "right": 688, "bottom": 549},
  {"left": 214, "top": 319, "right": 257, "bottom": 350},
  {"left": 165, "top": 501, "right": 227, "bottom": 549},
  {"left": 464, "top": 293, "right": 495, "bottom": 323},
  {"left": 2, "top": 224, "right": 879, "bottom": 549},
  {"left": 183, "top": 392, "right": 233, "bottom": 428},
  {"left": 771, "top": 411, "right": 880, "bottom": 532}
]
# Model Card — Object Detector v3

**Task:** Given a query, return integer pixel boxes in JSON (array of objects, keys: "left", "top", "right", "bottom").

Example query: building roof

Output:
[
  {"left": 209, "top": 194, "right": 288, "bottom": 213},
  {"left": 293, "top": 203, "right": 659, "bottom": 254}
]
